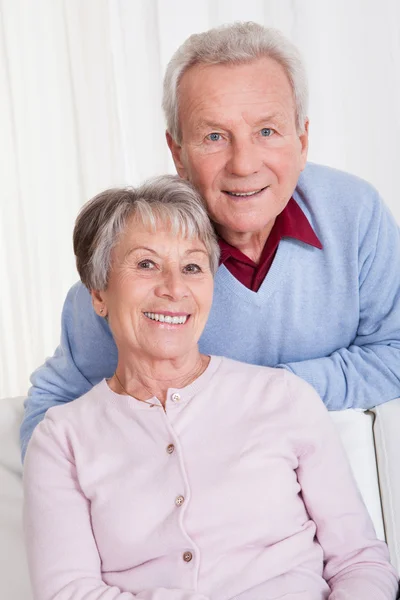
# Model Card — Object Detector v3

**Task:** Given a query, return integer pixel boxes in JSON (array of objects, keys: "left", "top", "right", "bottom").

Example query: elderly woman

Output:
[{"left": 23, "top": 175, "right": 398, "bottom": 600}]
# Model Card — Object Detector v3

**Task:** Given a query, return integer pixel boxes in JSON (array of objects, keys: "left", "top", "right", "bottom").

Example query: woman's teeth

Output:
[{"left": 144, "top": 312, "right": 188, "bottom": 324}]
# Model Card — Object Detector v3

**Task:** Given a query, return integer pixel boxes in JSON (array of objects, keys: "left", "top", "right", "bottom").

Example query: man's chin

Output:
[{"left": 215, "top": 217, "right": 276, "bottom": 238}]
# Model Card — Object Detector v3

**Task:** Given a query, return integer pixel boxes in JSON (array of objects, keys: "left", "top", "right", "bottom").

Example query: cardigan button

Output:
[
  {"left": 175, "top": 495, "right": 185, "bottom": 507},
  {"left": 166, "top": 444, "right": 175, "bottom": 454},
  {"left": 183, "top": 551, "right": 193, "bottom": 562}
]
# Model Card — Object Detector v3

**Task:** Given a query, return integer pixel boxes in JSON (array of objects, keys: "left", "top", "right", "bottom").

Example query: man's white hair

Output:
[{"left": 162, "top": 21, "right": 308, "bottom": 143}]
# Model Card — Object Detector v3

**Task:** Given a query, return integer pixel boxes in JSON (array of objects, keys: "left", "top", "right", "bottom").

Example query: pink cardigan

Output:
[{"left": 23, "top": 356, "right": 398, "bottom": 600}]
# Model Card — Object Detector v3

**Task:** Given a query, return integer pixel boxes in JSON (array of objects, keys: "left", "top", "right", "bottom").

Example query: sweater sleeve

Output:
[
  {"left": 23, "top": 416, "right": 208, "bottom": 600},
  {"left": 20, "top": 281, "right": 118, "bottom": 461},
  {"left": 287, "top": 374, "right": 399, "bottom": 600},
  {"left": 280, "top": 197, "right": 400, "bottom": 410}
]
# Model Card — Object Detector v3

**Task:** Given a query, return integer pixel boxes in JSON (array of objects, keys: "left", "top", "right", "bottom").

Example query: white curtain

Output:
[{"left": 1, "top": 0, "right": 400, "bottom": 397}]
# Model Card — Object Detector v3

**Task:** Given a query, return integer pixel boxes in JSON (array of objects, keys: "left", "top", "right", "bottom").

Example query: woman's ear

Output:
[{"left": 91, "top": 289, "right": 108, "bottom": 318}]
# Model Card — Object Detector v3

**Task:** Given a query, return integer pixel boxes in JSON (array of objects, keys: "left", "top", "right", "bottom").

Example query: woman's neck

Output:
[{"left": 109, "top": 350, "right": 209, "bottom": 406}]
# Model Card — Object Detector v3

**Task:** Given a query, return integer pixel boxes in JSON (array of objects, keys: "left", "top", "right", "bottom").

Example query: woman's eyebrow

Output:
[
  {"left": 124, "top": 247, "right": 208, "bottom": 259},
  {"left": 184, "top": 248, "right": 209, "bottom": 256},
  {"left": 124, "top": 246, "right": 158, "bottom": 259}
]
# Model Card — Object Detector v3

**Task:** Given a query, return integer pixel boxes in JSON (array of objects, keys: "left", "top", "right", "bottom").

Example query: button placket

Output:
[{"left": 163, "top": 415, "right": 197, "bottom": 576}]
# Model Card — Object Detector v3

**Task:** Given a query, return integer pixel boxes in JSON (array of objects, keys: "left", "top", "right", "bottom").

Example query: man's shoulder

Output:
[
  {"left": 295, "top": 162, "right": 383, "bottom": 227},
  {"left": 299, "top": 162, "right": 376, "bottom": 190},
  {"left": 62, "top": 281, "right": 113, "bottom": 344},
  {"left": 63, "top": 280, "right": 92, "bottom": 311}
]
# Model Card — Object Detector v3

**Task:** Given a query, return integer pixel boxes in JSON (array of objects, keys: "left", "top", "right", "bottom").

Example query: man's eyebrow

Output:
[
  {"left": 194, "top": 113, "right": 288, "bottom": 132},
  {"left": 194, "top": 120, "right": 226, "bottom": 132},
  {"left": 253, "top": 113, "right": 288, "bottom": 126}
]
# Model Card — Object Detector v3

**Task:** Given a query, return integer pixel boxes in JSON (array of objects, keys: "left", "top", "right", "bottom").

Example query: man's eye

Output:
[
  {"left": 206, "top": 132, "right": 222, "bottom": 142},
  {"left": 138, "top": 260, "right": 156, "bottom": 269},
  {"left": 260, "top": 128, "right": 275, "bottom": 137},
  {"left": 183, "top": 263, "right": 202, "bottom": 274}
]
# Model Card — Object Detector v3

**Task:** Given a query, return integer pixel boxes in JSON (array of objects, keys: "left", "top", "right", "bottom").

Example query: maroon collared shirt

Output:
[{"left": 218, "top": 198, "right": 323, "bottom": 292}]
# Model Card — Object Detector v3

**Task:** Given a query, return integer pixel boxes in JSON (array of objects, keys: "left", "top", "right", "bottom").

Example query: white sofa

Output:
[{"left": 1, "top": 396, "right": 400, "bottom": 600}]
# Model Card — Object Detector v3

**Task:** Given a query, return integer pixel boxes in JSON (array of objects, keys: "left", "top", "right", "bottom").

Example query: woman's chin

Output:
[{"left": 141, "top": 338, "right": 198, "bottom": 362}]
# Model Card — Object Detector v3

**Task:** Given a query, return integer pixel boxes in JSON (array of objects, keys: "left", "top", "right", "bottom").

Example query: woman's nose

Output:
[{"left": 155, "top": 269, "right": 189, "bottom": 300}]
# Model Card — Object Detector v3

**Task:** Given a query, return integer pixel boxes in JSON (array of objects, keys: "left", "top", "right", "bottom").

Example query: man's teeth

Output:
[
  {"left": 227, "top": 189, "right": 263, "bottom": 197},
  {"left": 144, "top": 312, "right": 188, "bottom": 324}
]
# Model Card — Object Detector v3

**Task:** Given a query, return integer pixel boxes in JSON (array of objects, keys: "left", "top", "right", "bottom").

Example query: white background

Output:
[{"left": 1, "top": 0, "right": 399, "bottom": 397}]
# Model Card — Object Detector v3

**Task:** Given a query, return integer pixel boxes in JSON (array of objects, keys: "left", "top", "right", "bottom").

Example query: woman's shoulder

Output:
[
  {"left": 44, "top": 379, "right": 109, "bottom": 428},
  {"left": 212, "top": 355, "right": 323, "bottom": 412},
  {"left": 213, "top": 355, "right": 290, "bottom": 383},
  {"left": 211, "top": 355, "right": 293, "bottom": 396},
  {"left": 25, "top": 381, "right": 110, "bottom": 462}
]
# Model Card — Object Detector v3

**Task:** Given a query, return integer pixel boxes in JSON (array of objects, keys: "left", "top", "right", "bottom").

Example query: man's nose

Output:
[
  {"left": 155, "top": 268, "right": 189, "bottom": 300},
  {"left": 226, "top": 138, "right": 263, "bottom": 177}
]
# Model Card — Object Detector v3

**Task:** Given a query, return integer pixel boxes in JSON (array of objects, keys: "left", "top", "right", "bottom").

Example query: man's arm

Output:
[
  {"left": 20, "top": 282, "right": 118, "bottom": 460},
  {"left": 281, "top": 197, "right": 400, "bottom": 410}
]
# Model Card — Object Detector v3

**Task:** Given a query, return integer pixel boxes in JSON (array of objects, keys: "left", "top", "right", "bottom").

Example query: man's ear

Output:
[
  {"left": 91, "top": 289, "right": 108, "bottom": 318},
  {"left": 299, "top": 119, "right": 309, "bottom": 171},
  {"left": 166, "top": 131, "right": 189, "bottom": 180}
]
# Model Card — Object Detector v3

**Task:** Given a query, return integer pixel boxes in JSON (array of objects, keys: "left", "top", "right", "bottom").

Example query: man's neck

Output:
[{"left": 217, "top": 220, "right": 275, "bottom": 264}]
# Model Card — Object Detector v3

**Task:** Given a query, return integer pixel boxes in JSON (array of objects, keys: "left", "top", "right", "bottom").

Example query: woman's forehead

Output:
[
  {"left": 123, "top": 212, "right": 196, "bottom": 239},
  {"left": 117, "top": 217, "right": 207, "bottom": 256}
]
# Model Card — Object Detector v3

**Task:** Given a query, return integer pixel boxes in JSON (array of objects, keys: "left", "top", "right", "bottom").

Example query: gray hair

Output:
[
  {"left": 73, "top": 175, "right": 220, "bottom": 290},
  {"left": 162, "top": 21, "right": 308, "bottom": 143}
]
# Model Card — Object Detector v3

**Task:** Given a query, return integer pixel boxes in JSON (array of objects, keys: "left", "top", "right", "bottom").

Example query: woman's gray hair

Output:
[
  {"left": 73, "top": 175, "right": 220, "bottom": 291},
  {"left": 162, "top": 21, "right": 308, "bottom": 143}
]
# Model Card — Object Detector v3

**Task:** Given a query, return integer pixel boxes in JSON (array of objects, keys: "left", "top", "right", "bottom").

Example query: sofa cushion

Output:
[
  {"left": 0, "top": 397, "right": 32, "bottom": 600},
  {"left": 372, "top": 399, "right": 400, "bottom": 574},
  {"left": 330, "top": 409, "right": 385, "bottom": 540}
]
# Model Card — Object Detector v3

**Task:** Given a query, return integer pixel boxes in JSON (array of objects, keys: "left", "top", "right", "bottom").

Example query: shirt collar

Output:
[{"left": 218, "top": 197, "right": 322, "bottom": 264}]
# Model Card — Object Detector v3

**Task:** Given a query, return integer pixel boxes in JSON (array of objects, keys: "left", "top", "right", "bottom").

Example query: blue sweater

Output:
[{"left": 21, "top": 163, "right": 400, "bottom": 458}]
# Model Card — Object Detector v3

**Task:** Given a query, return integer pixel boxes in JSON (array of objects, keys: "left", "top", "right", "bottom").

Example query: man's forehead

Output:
[
  {"left": 178, "top": 58, "right": 294, "bottom": 115},
  {"left": 179, "top": 56, "right": 289, "bottom": 91}
]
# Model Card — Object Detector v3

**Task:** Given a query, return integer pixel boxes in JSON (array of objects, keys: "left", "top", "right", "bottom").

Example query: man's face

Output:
[{"left": 167, "top": 57, "right": 309, "bottom": 239}]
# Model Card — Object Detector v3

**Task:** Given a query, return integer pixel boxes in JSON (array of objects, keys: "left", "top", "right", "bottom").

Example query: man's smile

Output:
[{"left": 223, "top": 185, "right": 269, "bottom": 198}]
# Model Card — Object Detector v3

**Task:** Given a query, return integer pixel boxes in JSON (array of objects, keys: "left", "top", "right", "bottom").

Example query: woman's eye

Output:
[
  {"left": 138, "top": 260, "right": 156, "bottom": 270},
  {"left": 260, "top": 128, "right": 275, "bottom": 137},
  {"left": 206, "top": 132, "right": 222, "bottom": 142},
  {"left": 183, "top": 263, "right": 202, "bottom": 274}
]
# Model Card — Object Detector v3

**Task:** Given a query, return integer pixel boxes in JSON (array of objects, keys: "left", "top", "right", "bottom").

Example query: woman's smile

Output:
[{"left": 143, "top": 311, "right": 190, "bottom": 325}]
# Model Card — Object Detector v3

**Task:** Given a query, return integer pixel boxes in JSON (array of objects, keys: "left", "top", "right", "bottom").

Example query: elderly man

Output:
[{"left": 21, "top": 22, "right": 400, "bottom": 458}]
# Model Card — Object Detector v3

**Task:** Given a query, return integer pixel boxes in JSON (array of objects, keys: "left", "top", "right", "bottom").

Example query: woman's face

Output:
[{"left": 93, "top": 217, "right": 214, "bottom": 363}]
